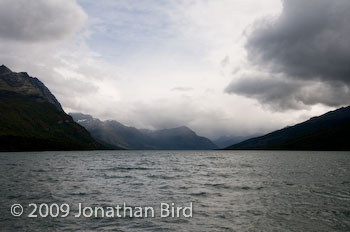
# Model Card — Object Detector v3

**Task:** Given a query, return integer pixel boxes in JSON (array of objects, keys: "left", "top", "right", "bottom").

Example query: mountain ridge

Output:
[
  {"left": 0, "top": 65, "right": 104, "bottom": 151},
  {"left": 0, "top": 65, "right": 63, "bottom": 112},
  {"left": 226, "top": 106, "right": 350, "bottom": 151},
  {"left": 70, "top": 113, "right": 218, "bottom": 150}
]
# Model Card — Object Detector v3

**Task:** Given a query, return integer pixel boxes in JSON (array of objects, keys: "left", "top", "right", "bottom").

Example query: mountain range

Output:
[
  {"left": 1, "top": 64, "right": 349, "bottom": 151},
  {"left": 70, "top": 113, "right": 218, "bottom": 150},
  {"left": 0, "top": 65, "right": 103, "bottom": 151},
  {"left": 226, "top": 106, "right": 350, "bottom": 151}
]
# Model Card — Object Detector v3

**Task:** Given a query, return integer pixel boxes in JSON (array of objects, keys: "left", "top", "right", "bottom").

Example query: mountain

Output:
[
  {"left": 0, "top": 65, "right": 63, "bottom": 112},
  {"left": 226, "top": 106, "right": 350, "bottom": 151},
  {"left": 214, "top": 135, "right": 257, "bottom": 149},
  {"left": 0, "top": 65, "right": 104, "bottom": 151},
  {"left": 70, "top": 113, "right": 218, "bottom": 150}
]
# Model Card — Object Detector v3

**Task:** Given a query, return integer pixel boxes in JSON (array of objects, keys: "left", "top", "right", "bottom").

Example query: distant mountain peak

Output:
[
  {"left": 0, "top": 65, "right": 12, "bottom": 75},
  {"left": 175, "top": 126, "right": 191, "bottom": 131},
  {"left": 70, "top": 113, "right": 218, "bottom": 150},
  {"left": 159, "top": 126, "right": 197, "bottom": 136},
  {"left": 160, "top": 126, "right": 192, "bottom": 132},
  {"left": 69, "top": 112, "right": 94, "bottom": 121}
]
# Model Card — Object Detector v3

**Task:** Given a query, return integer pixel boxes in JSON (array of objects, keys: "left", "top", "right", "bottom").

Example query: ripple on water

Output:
[{"left": 0, "top": 150, "right": 349, "bottom": 232}]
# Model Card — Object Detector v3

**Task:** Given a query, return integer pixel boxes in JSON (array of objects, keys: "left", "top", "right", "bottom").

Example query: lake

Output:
[{"left": 0, "top": 150, "right": 349, "bottom": 231}]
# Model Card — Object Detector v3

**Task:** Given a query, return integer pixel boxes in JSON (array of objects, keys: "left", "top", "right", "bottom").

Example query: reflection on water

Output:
[{"left": 0, "top": 150, "right": 349, "bottom": 231}]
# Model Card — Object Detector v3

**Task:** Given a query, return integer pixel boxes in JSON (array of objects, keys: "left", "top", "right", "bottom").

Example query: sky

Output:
[{"left": 0, "top": 0, "right": 349, "bottom": 140}]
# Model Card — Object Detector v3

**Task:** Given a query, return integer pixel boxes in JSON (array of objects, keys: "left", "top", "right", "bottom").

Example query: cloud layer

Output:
[
  {"left": 0, "top": 0, "right": 87, "bottom": 42},
  {"left": 2, "top": 0, "right": 334, "bottom": 140},
  {"left": 226, "top": 0, "right": 350, "bottom": 110}
]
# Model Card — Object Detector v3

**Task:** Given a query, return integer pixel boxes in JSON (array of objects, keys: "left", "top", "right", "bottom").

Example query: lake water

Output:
[{"left": 0, "top": 150, "right": 349, "bottom": 231}]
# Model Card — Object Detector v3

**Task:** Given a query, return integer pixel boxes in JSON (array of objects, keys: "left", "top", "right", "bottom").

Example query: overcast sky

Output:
[{"left": 0, "top": 0, "right": 349, "bottom": 139}]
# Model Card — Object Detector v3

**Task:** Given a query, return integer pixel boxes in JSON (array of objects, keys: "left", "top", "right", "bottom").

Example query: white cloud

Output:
[{"left": 0, "top": 0, "right": 87, "bottom": 42}]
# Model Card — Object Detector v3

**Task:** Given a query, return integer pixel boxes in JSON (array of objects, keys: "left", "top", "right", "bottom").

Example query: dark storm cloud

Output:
[
  {"left": 0, "top": 0, "right": 87, "bottom": 42},
  {"left": 226, "top": 0, "right": 350, "bottom": 110},
  {"left": 226, "top": 74, "right": 350, "bottom": 111},
  {"left": 247, "top": 0, "right": 350, "bottom": 83},
  {"left": 226, "top": 75, "right": 303, "bottom": 110}
]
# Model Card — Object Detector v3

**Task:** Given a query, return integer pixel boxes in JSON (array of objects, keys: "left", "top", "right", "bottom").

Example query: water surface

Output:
[{"left": 0, "top": 150, "right": 349, "bottom": 231}]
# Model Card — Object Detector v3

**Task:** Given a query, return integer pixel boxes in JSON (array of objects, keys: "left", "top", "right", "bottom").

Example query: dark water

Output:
[{"left": 0, "top": 151, "right": 349, "bottom": 231}]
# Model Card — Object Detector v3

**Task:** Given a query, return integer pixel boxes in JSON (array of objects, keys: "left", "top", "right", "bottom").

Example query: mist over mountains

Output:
[
  {"left": 0, "top": 64, "right": 349, "bottom": 151},
  {"left": 70, "top": 113, "right": 218, "bottom": 150},
  {"left": 0, "top": 64, "right": 217, "bottom": 151}
]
